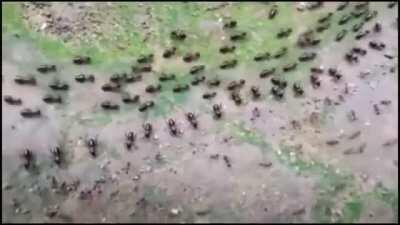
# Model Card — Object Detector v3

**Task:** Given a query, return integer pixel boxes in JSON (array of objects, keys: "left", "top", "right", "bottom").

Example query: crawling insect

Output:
[
  {"left": 310, "top": 67, "right": 324, "bottom": 74},
  {"left": 143, "top": 123, "right": 153, "bottom": 139},
  {"left": 101, "top": 101, "right": 119, "bottom": 110},
  {"left": 163, "top": 47, "right": 177, "bottom": 58},
  {"left": 133, "top": 65, "right": 152, "bottom": 73},
  {"left": 355, "top": 30, "right": 370, "bottom": 40},
  {"left": 125, "top": 131, "right": 136, "bottom": 143},
  {"left": 21, "top": 149, "right": 33, "bottom": 169},
  {"left": 223, "top": 155, "right": 231, "bottom": 167},
  {"left": 373, "top": 22, "right": 382, "bottom": 33},
  {"left": 73, "top": 56, "right": 91, "bottom": 65},
  {"left": 138, "top": 100, "right": 155, "bottom": 112},
  {"left": 354, "top": 2, "right": 369, "bottom": 10},
  {"left": 125, "top": 74, "right": 142, "bottom": 83},
  {"left": 250, "top": 86, "right": 261, "bottom": 99},
  {"left": 210, "top": 154, "right": 219, "bottom": 160},
  {"left": 190, "top": 65, "right": 205, "bottom": 75},
  {"left": 380, "top": 100, "right": 391, "bottom": 105},
  {"left": 219, "top": 45, "right": 236, "bottom": 54},
  {"left": 159, "top": 73, "right": 176, "bottom": 82},
  {"left": 110, "top": 73, "right": 126, "bottom": 83},
  {"left": 388, "top": 2, "right": 396, "bottom": 8},
  {"left": 220, "top": 59, "right": 237, "bottom": 69},
  {"left": 4, "top": 95, "right": 22, "bottom": 105},
  {"left": 37, "top": 64, "right": 56, "bottom": 73},
  {"left": 335, "top": 29, "right": 348, "bottom": 42},
  {"left": 203, "top": 92, "right": 217, "bottom": 99},
  {"left": 212, "top": 104, "right": 223, "bottom": 119},
  {"left": 271, "top": 86, "right": 284, "bottom": 99},
  {"left": 102, "top": 82, "right": 121, "bottom": 92},
  {"left": 282, "top": 62, "right": 297, "bottom": 72},
  {"left": 230, "top": 31, "right": 247, "bottom": 41},
  {"left": 49, "top": 80, "right": 69, "bottom": 90},
  {"left": 87, "top": 138, "right": 97, "bottom": 157},
  {"left": 223, "top": 20, "right": 237, "bottom": 29},
  {"left": 170, "top": 29, "right": 186, "bottom": 41},
  {"left": 364, "top": 10, "right": 377, "bottom": 22},
  {"left": 186, "top": 112, "right": 198, "bottom": 129},
  {"left": 167, "top": 118, "right": 179, "bottom": 136},
  {"left": 254, "top": 52, "right": 271, "bottom": 61},
  {"left": 121, "top": 93, "right": 140, "bottom": 104},
  {"left": 316, "top": 22, "right": 330, "bottom": 33},
  {"left": 347, "top": 110, "right": 357, "bottom": 121},
  {"left": 14, "top": 75, "right": 36, "bottom": 85},
  {"left": 20, "top": 108, "right": 41, "bottom": 118},
  {"left": 345, "top": 52, "right": 358, "bottom": 64},
  {"left": 293, "top": 83, "right": 304, "bottom": 96},
  {"left": 42, "top": 94, "right": 62, "bottom": 104},
  {"left": 137, "top": 54, "right": 154, "bottom": 64},
  {"left": 173, "top": 84, "right": 190, "bottom": 93},
  {"left": 231, "top": 91, "right": 242, "bottom": 105},
  {"left": 183, "top": 52, "right": 200, "bottom": 63},
  {"left": 297, "top": 30, "right": 320, "bottom": 47},
  {"left": 50, "top": 146, "right": 62, "bottom": 165},
  {"left": 191, "top": 76, "right": 206, "bottom": 85},
  {"left": 318, "top": 12, "right": 333, "bottom": 23},
  {"left": 145, "top": 84, "right": 162, "bottom": 93},
  {"left": 273, "top": 47, "right": 288, "bottom": 58},
  {"left": 351, "top": 9, "right": 367, "bottom": 18},
  {"left": 352, "top": 47, "right": 367, "bottom": 55},
  {"left": 298, "top": 52, "right": 316, "bottom": 62},
  {"left": 269, "top": 5, "right": 278, "bottom": 19},
  {"left": 271, "top": 77, "right": 287, "bottom": 89},
  {"left": 227, "top": 79, "right": 245, "bottom": 91},
  {"left": 352, "top": 22, "right": 364, "bottom": 32},
  {"left": 338, "top": 14, "right": 352, "bottom": 25},
  {"left": 207, "top": 78, "right": 221, "bottom": 87},
  {"left": 277, "top": 28, "right": 292, "bottom": 38},
  {"left": 328, "top": 68, "right": 343, "bottom": 81},
  {"left": 75, "top": 74, "right": 95, "bottom": 83},
  {"left": 373, "top": 104, "right": 380, "bottom": 115},
  {"left": 310, "top": 74, "right": 321, "bottom": 88},
  {"left": 259, "top": 67, "right": 276, "bottom": 78},
  {"left": 369, "top": 41, "right": 385, "bottom": 50},
  {"left": 336, "top": 2, "right": 349, "bottom": 11}
]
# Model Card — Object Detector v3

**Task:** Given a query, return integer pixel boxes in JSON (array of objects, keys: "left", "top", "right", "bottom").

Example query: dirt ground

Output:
[{"left": 2, "top": 2, "right": 398, "bottom": 223}]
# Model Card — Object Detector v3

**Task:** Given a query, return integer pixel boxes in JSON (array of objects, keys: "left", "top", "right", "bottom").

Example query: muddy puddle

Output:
[{"left": 2, "top": 2, "right": 398, "bottom": 223}]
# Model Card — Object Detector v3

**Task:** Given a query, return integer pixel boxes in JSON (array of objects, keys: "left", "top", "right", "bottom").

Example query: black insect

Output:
[
  {"left": 145, "top": 84, "right": 162, "bottom": 93},
  {"left": 316, "top": 23, "right": 330, "bottom": 33},
  {"left": 231, "top": 91, "right": 242, "bottom": 105},
  {"left": 49, "top": 80, "right": 69, "bottom": 90},
  {"left": 355, "top": 30, "right": 370, "bottom": 40},
  {"left": 277, "top": 28, "right": 292, "bottom": 38},
  {"left": 75, "top": 74, "right": 95, "bottom": 83},
  {"left": 318, "top": 12, "right": 333, "bottom": 23},
  {"left": 126, "top": 131, "right": 136, "bottom": 143},
  {"left": 336, "top": 2, "right": 349, "bottom": 11},
  {"left": 293, "top": 83, "right": 304, "bottom": 96},
  {"left": 380, "top": 100, "right": 391, "bottom": 105},
  {"left": 73, "top": 56, "right": 91, "bottom": 65},
  {"left": 328, "top": 68, "right": 343, "bottom": 81},
  {"left": 171, "top": 29, "right": 186, "bottom": 41},
  {"left": 227, "top": 79, "right": 245, "bottom": 91},
  {"left": 373, "top": 22, "right": 382, "bottom": 33},
  {"left": 14, "top": 75, "right": 36, "bottom": 85},
  {"left": 190, "top": 65, "right": 205, "bottom": 75},
  {"left": 270, "top": 77, "right": 287, "bottom": 89},
  {"left": 110, "top": 73, "right": 126, "bottom": 83},
  {"left": 212, "top": 104, "right": 223, "bottom": 119},
  {"left": 102, "top": 82, "right": 121, "bottom": 92},
  {"left": 250, "top": 86, "right": 261, "bottom": 99},
  {"left": 191, "top": 76, "right": 206, "bottom": 85},
  {"left": 223, "top": 20, "right": 237, "bottom": 29},
  {"left": 345, "top": 52, "right": 358, "bottom": 64},
  {"left": 310, "top": 74, "right": 321, "bottom": 88},
  {"left": 207, "top": 78, "right": 221, "bottom": 87},
  {"left": 87, "top": 138, "right": 97, "bottom": 157},
  {"left": 307, "top": 2, "right": 323, "bottom": 10},
  {"left": 37, "top": 65, "right": 56, "bottom": 73},
  {"left": 43, "top": 94, "right": 62, "bottom": 104},
  {"left": 354, "top": 2, "right": 369, "bottom": 10},
  {"left": 271, "top": 86, "right": 284, "bottom": 99},
  {"left": 159, "top": 73, "right": 176, "bottom": 82},
  {"left": 167, "top": 118, "right": 179, "bottom": 136},
  {"left": 203, "top": 92, "right": 217, "bottom": 99},
  {"left": 369, "top": 41, "right": 385, "bottom": 50},
  {"left": 219, "top": 45, "right": 236, "bottom": 54},
  {"left": 352, "top": 47, "right": 367, "bottom": 55},
  {"left": 132, "top": 65, "right": 152, "bottom": 73},
  {"left": 20, "top": 108, "right": 41, "bottom": 118},
  {"left": 335, "top": 29, "right": 348, "bottom": 42},
  {"left": 121, "top": 93, "right": 140, "bottom": 104},
  {"left": 347, "top": 110, "right": 357, "bottom": 121},
  {"left": 4, "top": 95, "right": 22, "bottom": 105},
  {"left": 310, "top": 67, "right": 324, "bottom": 74},
  {"left": 338, "top": 14, "right": 352, "bottom": 25},
  {"left": 125, "top": 74, "right": 142, "bottom": 83},
  {"left": 254, "top": 52, "right": 270, "bottom": 61},
  {"left": 269, "top": 5, "right": 278, "bottom": 19},
  {"left": 298, "top": 52, "right": 316, "bottom": 62},
  {"left": 138, "top": 100, "right": 154, "bottom": 112},
  {"left": 163, "top": 47, "right": 177, "bottom": 58},
  {"left": 220, "top": 59, "right": 237, "bottom": 69},
  {"left": 351, "top": 9, "right": 367, "bottom": 18},
  {"left": 388, "top": 2, "right": 396, "bottom": 8},
  {"left": 259, "top": 67, "right": 276, "bottom": 78},
  {"left": 282, "top": 63, "right": 297, "bottom": 72},
  {"left": 230, "top": 31, "right": 247, "bottom": 41},
  {"left": 50, "top": 146, "right": 62, "bottom": 165},
  {"left": 273, "top": 47, "right": 288, "bottom": 58},
  {"left": 352, "top": 22, "right": 364, "bottom": 32},
  {"left": 21, "top": 149, "right": 33, "bottom": 169},
  {"left": 143, "top": 123, "right": 153, "bottom": 138},
  {"left": 183, "top": 52, "right": 200, "bottom": 63},
  {"left": 101, "top": 101, "right": 119, "bottom": 110},
  {"left": 137, "top": 54, "right": 154, "bottom": 64},
  {"left": 173, "top": 84, "right": 190, "bottom": 93},
  {"left": 364, "top": 10, "right": 377, "bottom": 22},
  {"left": 223, "top": 155, "right": 231, "bottom": 167},
  {"left": 186, "top": 112, "right": 198, "bottom": 129}
]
